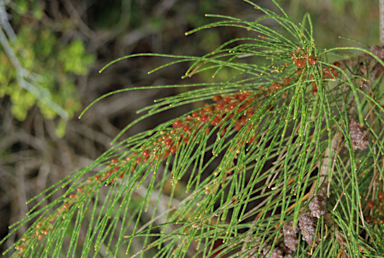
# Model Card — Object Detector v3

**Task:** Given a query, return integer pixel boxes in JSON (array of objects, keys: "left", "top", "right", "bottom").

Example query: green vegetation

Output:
[
  {"left": 0, "top": 0, "right": 94, "bottom": 136},
  {"left": 1, "top": 1, "right": 384, "bottom": 257}
]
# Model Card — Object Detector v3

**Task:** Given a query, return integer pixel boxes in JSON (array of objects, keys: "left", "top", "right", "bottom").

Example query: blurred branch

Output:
[
  {"left": 0, "top": 0, "right": 16, "bottom": 40},
  {"left": 0, "top": 27, "right": 69, "bottom": 119},
  {"left": 62, "top": 0, "right": 96, "bottom": 38}
]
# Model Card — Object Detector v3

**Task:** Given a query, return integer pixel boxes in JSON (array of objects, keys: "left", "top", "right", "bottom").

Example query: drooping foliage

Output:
[{"left": 2, "top": 1, "right": 384, "bottom": 257}]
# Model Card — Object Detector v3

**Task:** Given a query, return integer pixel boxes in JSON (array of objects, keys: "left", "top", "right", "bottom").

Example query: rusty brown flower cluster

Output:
[{"left": 365, "top": 192, "right": 384, "bottom": 224}]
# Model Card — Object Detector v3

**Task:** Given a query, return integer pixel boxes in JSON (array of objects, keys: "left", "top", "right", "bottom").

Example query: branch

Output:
[{"left": 380, "top": 0, "right": 384, "bottom": 46}]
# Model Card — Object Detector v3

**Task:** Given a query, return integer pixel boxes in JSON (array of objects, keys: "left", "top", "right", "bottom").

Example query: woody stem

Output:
[{"left": 380, "top": 0, "right": 384, "bottom": 46}]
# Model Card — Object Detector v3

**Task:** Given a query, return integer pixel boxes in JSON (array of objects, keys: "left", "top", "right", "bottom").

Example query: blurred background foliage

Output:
[
  {"left": 0, "top": 0, "right": 94, "bottom": 136},
  {"left": 0, "top": 0, "right": 381, "bottom": 256}
]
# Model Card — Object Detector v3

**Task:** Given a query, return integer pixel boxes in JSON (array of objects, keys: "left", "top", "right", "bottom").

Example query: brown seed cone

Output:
[
  {"left": 309, "top": 189, "right": 327, "bottom": 218},
  {"left": 346, "top": 120, "right": 369, "bottom": 150},
  {"left": 298, "top": 212, "right": 318, "bottom": 245},
  {"left": 283, "top": 235, "right": 299, "bottom": 252},
  {"left": 283, "top": 220, "right": 299, "bottom": 251},
  {"left": 283, "top": 220, "right": 299, "bottom": 235},
  {"left": 261, "top": 246, "right": 283, "bottom": 258}
]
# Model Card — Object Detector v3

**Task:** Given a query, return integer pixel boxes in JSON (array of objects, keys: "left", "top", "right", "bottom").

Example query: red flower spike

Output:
[
  {"left": 170, "top": 146, "right": 177, "bottom": 153},
  {"left": 143, "top": 150, "right": 150, "bottom": 157},
  {"left": 223, "top": 96, "right": 231, "bottom": 103},
  {"left": 211, "top": 117, "right": 220, "bottom": 126},
  {"left": 221, "top": 128, "right": 227, "bottom": 136},
  {"left": 312, "top": 85, "right": 318, "bottom": 95},
  {"left": 248, "top": 136, "right": 256, "bottom": 144},
  {"left": 119, "top": 173, "right": 124, "bottom": 179},
  {"left": 164, "top": 150, "right": 170, "bottom": 159},
  {"left": 378, "top": 192, "right": 384, "bottom": 200},
  {"left": 143, "top": 156, "right": 149, "bottom": 162},
  {"left": 173, "top": 120, "right": 182, "bottom": 128},
  {"left": 229, "top": 103, "right": 237, "bottom": 110},
  {"left": 295, "top": 59, "right": 305, "bottom": 68},
  {"left": 234, "top": 93, "right": 239, "bottom": 100},
  {"left": 239, "top": 105, "right": 246, "bottom": 112},
  {"left": 367, "top": 200, "right": 374, "bottom": 209},
  {"left": 213, "top": 95, "right": 222, "bottom": 102},
  {"left": 114, "top": 166, "right": 120, "bottom": 172},
  {"left": 77, "top": 187, "right": 83, "bottom": 192},
  {"left": 136, "top": 157, "right": 142, "bottom": 164},
  {"left": 216, "top": 101, "right": 225, "bottom": 110},
  {"left": 201, "top": 115, "right": 209, "bottom": 122},
  {"left": 308, "top": 55, "right": 316, "bottom": 65},
  {"left": 283, "top": 77, "right": 292, "bottom": 85},
  {"left": 111, "top": 158, "right": 117, "bottom": 164},
  {"left": 183, "top": 125, "right": 192, "bottom": 134},
  {"left": 228, "top": 113, "right": 234, "bottom": 119},
  {"left": 165, "top": 139, "right": 173, "bottom": 146},
  {"left": 205, "top": 127, "right": 210, "bottom": 133},
  {"left": 107, "top": 171, "right": 112, "bottom": 177},
  {"left": 199, "top": 109, "right": 205, "bottom": 115},
  {"left": 63, "top": 203, "right": 69, "bottom": 209},
  {"left": 184, "top": 137, "right": 189, "bottom": 144},
  {"left": 192, "top": 112, "right": 198, "bottom": 117},
  {"left": 95, "top": 175, "right": 100, "bottom": 181},
  {"left": 333, "top": 61, "right": 341, "bottom": 67},
  {"left": 87, "top": 178, "right": 93, "bottom": 183},
  {"left": 234, "top": 123, "right": 242, "bottom": 131}
]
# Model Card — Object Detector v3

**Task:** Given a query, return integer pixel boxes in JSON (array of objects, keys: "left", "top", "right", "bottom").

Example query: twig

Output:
[
  {"left": 0, "top": 0, "right": 16, "bottom": 40},
  {"left": 319, "top": 132, "right": 340, "bottom": 196},
  {"left": 380, "top": 0, "right": 384, "bottom": 46},
  {"left": 0, "top": 27, "right": 69, "bottom": 119}
]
